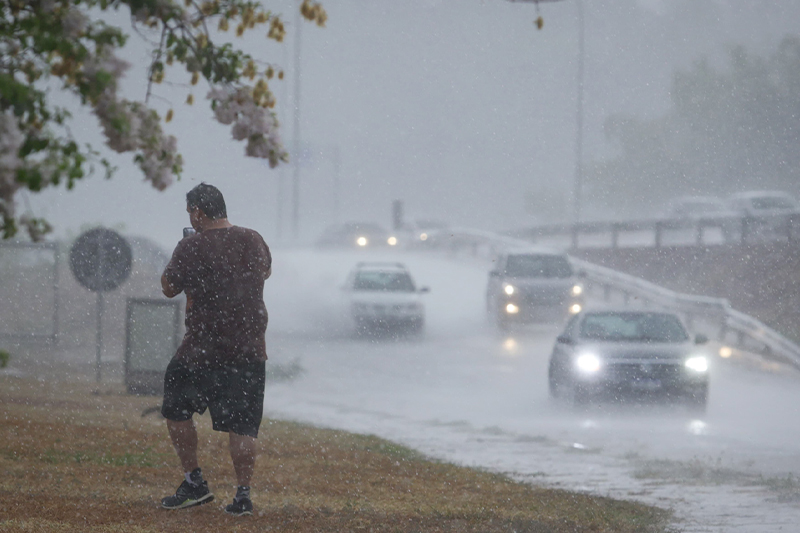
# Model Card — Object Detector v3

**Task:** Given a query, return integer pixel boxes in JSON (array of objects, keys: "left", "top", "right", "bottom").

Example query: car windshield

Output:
[
  {"left": 579, "top": 312, "right": 689, "bottom": 343},
  {"left": 750, "top": 197, "right": 797, "bottom": 210},
  {"left": 353, "top": 271, "right": 415, "bottom": 292},
  {"left": 505, "top": 254, "right": 573, "bottom": 278}
]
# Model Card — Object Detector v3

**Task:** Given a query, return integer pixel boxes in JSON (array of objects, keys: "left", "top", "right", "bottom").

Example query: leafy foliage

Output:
[
  {"left": 0, "top": 0, "right": 327, "bottom": 240},
  {"left": 588, "top": 36, "right": 800, "bottom": 217}
]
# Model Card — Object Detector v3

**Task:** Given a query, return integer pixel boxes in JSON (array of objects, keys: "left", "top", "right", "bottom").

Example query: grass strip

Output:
[{"left": 0, "top": 375, "right": 672, "bottom": 533}]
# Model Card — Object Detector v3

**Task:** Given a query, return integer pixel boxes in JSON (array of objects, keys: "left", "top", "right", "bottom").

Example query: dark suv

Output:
[{"left": 487, "top": 250, "right": 584, "bottom": 329}]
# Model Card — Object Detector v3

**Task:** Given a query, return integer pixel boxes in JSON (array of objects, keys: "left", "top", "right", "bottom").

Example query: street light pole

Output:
[
  {"left": 573, "top": 0, "right": 584, "bottom": 224},
  {"left": 507, "top": 0, "right": 585, "bottom": 223},
  {"left": 291, "top": 6, "right": 303, "bottom": 241}
]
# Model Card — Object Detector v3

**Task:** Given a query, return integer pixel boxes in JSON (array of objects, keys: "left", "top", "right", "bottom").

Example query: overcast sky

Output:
[{"left": 24, "top": 0, "right": 800, "bottom": 251}]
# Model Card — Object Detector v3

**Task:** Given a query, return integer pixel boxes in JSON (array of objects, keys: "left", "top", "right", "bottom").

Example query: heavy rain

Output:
[{"left": 2, "top": 1, "right": 800, "bottom": 532}]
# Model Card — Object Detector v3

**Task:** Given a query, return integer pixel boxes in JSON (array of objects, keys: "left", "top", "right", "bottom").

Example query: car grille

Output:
[
  {"left": 604, "top": 361, "right": 684, "bottom": 383},
  {"left": 520, "top": 286, "right": 569, "bottom": 306},
  {"left": 354, "top": 303, "right": 417, "bottom": 316}
]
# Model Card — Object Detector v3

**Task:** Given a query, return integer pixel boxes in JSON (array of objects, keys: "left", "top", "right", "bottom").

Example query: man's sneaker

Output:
[
  {"left": 161, "top": 480, "right": 214, "bottom": 510},
  {"left": 225, "top": 497, "right": 253, "bottom": 516}
]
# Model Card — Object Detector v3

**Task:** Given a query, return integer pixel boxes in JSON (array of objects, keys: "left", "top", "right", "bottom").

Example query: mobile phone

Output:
[{"left": 183, "top": 227, "right": 196, "bottom": 238}]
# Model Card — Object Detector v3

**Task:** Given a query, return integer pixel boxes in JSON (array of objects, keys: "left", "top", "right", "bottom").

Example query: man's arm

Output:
[{"left": 161, "top": 272, "right": 182, "bottom": 298}]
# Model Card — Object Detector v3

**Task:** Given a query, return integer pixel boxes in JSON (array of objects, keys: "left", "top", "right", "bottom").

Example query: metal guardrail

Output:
[
  {"left": 419, "top": 227, "right": 800, "bottom": 370},
  {"left": 509, "top": 212, "right": 800, "bottom": 249}
]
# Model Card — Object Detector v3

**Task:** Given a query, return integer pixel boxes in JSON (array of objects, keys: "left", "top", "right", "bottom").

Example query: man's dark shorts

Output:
[{"left": 161, "top": 359, "right": 266, "bottom": 438}]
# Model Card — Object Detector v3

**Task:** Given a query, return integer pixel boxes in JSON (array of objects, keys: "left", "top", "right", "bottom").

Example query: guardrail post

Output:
[
  {"left": 741, "top": 217, "right": 749, "bottom": 245},
  {"left": 787, "top": 214, "right": 794, "bottom": 243},
  {"left": 718, "top": 323, "right": 728, "bottom": 342},
  {"left": 611, "top": 223, "right": 620, "bottom": 249},
  {"left": 571, "top": 225, "right": 579, "bottom": 250},
  {"left": 654, "top": 221, "right": 663, "bottom": 248},
  {"left": 695, "top": 222, "right": 703, "bottom": 246},
  {"left": 736, "top": 330, "right": 746, "bottom": 348}
]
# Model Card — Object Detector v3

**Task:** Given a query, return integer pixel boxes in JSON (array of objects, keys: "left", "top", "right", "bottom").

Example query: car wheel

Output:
[
  {"left": 548, "top": 362, "right": 560, "bottom": 399},
  {"left": 495, "top": 312, "right": 510, "bottom": 331},
  {"left": 571, "top": 384, "right": 591, "bottom": 407},
  {"left": 685, "top": 384, "right": 708, "bottom": 414}
]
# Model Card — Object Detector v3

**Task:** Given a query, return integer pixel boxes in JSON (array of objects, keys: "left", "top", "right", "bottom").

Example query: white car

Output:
[
  {"left": 728, "top": 190, "right": 799, "bottom": 242},
  {"left": 663, "top": 196, "right": 738, "bottom": 244},
  {"left": 342, "top": 262, "right": 429, "bottom": 335}
]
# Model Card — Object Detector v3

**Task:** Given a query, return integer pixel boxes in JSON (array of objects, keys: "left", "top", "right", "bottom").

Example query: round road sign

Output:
[{"left": 69, "top": 228, "right": 132, "bottom": 292}]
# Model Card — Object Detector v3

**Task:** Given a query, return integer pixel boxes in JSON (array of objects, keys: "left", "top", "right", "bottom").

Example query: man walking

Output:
[{"left": 159, "top": 183, "right": 272, "bottom": 516}]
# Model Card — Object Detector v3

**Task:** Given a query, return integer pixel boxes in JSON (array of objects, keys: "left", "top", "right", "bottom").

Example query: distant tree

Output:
[
  {"left": 588, "top": 36, "right": 800, "bottom": 218},
  {"left": 0, "top": 0, "right": 326, "bottom": 240}
]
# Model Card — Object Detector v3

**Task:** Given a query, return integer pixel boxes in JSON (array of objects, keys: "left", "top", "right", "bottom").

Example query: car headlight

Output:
[
  {"left": 387, "top": 236, "right": 398, "bottom": 246},
  {"left": 684, "top": 356, "right": 708, "bottom": 373},
  {"left": 569, "top": 303, "right": 582, "bottom": 314},
  {"left": 356, "top": 236, "right": 368, "bottom": 246},
  {"left": 572, "top": 284, "right": 583, "bottom": 296},
  {"left": 575, "top": 352, "right": 601, "bottom": 373},
  {"left": 503, "top": 283, "right": 515, "bottom": 295},
  {"left": 505, "top": 303, "right": 519, "bottom": 314}
]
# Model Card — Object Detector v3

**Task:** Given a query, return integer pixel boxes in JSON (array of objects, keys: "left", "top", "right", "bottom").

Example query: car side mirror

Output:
[
  {"left": 556, "top": 335, "right": 573, "bottom": 345},
  {"left": 694, "top": 333, "right": 709, "bottom": 345},
  {"left": 419, "top": 286, "right": 430, "bottom": 294}
]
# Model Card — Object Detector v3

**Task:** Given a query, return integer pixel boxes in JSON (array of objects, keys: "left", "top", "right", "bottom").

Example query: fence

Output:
[{"left": 0, "top": 241, "right": 59, "bottom": 343}]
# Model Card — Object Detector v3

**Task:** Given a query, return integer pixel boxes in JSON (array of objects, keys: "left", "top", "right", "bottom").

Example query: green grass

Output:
[{"left": 37, "top": 446, "right": 168, "bottom": 468}]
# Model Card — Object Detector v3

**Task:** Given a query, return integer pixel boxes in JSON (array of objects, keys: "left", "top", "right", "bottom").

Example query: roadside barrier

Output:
[
  {"left": 415, "top": 227, "right": 800, "bottom": 370},
  {"left": 509, "top": 213, "right": 800, "bottom": 249}
]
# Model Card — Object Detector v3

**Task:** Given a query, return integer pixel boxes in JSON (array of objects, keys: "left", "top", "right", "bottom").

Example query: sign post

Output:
[{"left": 69, "top": 228, "right": 132, "bottom": 382}]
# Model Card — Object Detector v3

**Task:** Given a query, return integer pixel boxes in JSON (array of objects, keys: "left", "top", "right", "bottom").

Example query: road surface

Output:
[{"left": 262, "top": 247, "right": 800, "bottom": 532}]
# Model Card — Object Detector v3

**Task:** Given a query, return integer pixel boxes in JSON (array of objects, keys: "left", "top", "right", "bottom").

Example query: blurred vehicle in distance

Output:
[
  {"left": 663, "top": 195, "right": 739, "bottom": 244},
  {"left": 728, "top": 190, "right": 799, "bottom": 216},
  {"left": 548, "top": 308, "right": 710, "bottom": 410},
  {"left": 342, "top": 262, "right": 429, "bottom": 336},
  {"left": 316, "top": 222, "right": 399, "bottom": 249},
  {"left": 400, "top": 219, "right": 449, "bottom": 245},
  {"left": 727, "top": 190, "right": 800, "bottom": 242},
  {"left": 486, "top": 248, "right": 584, "bottom": 330}
]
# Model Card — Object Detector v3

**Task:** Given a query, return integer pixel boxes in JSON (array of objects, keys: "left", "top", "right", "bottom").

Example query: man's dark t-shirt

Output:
[{"left": 163, "top": 226, "right": 271, "bottom": 366}]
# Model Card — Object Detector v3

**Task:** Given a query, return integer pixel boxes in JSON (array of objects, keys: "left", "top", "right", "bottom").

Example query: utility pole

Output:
[
  {"left": 507, "top": 0, "right": 585, "bottom": 223},
  {"left": 573, "top": 0, "right": 584, "bottom": 224},
  {"left": 276, "top": 36, "right": 289, "bottom": 240},
  {"left": 332, "top": 145, "right": 341, "bottom": 223},
  {"left": 291, "top": 6, "right": 303, "bottom": 240}
]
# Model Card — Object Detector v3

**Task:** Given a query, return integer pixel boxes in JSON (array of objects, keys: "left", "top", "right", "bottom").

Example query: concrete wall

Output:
[{"left": 574, "top": 243, "right": 800, "bottom": 343}]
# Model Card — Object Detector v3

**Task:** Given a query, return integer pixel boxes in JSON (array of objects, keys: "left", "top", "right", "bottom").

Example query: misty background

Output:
[{"left": 20, "top": 0, "right": 800, "bottom": 252}]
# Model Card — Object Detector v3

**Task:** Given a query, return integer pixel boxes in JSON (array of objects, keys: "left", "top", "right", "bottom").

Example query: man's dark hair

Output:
[{"left": 186, "top": 183, "right": 227, "bottom": 219}]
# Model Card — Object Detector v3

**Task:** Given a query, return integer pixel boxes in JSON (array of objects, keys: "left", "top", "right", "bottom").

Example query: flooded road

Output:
[{"left": 262, "top": 248, "right": 800, "bottom": 532}]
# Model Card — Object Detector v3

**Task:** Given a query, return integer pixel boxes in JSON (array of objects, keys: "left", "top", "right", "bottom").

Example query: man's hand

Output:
[{"left": 161, "top": 272, "right": 181, "bottom": 298}]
